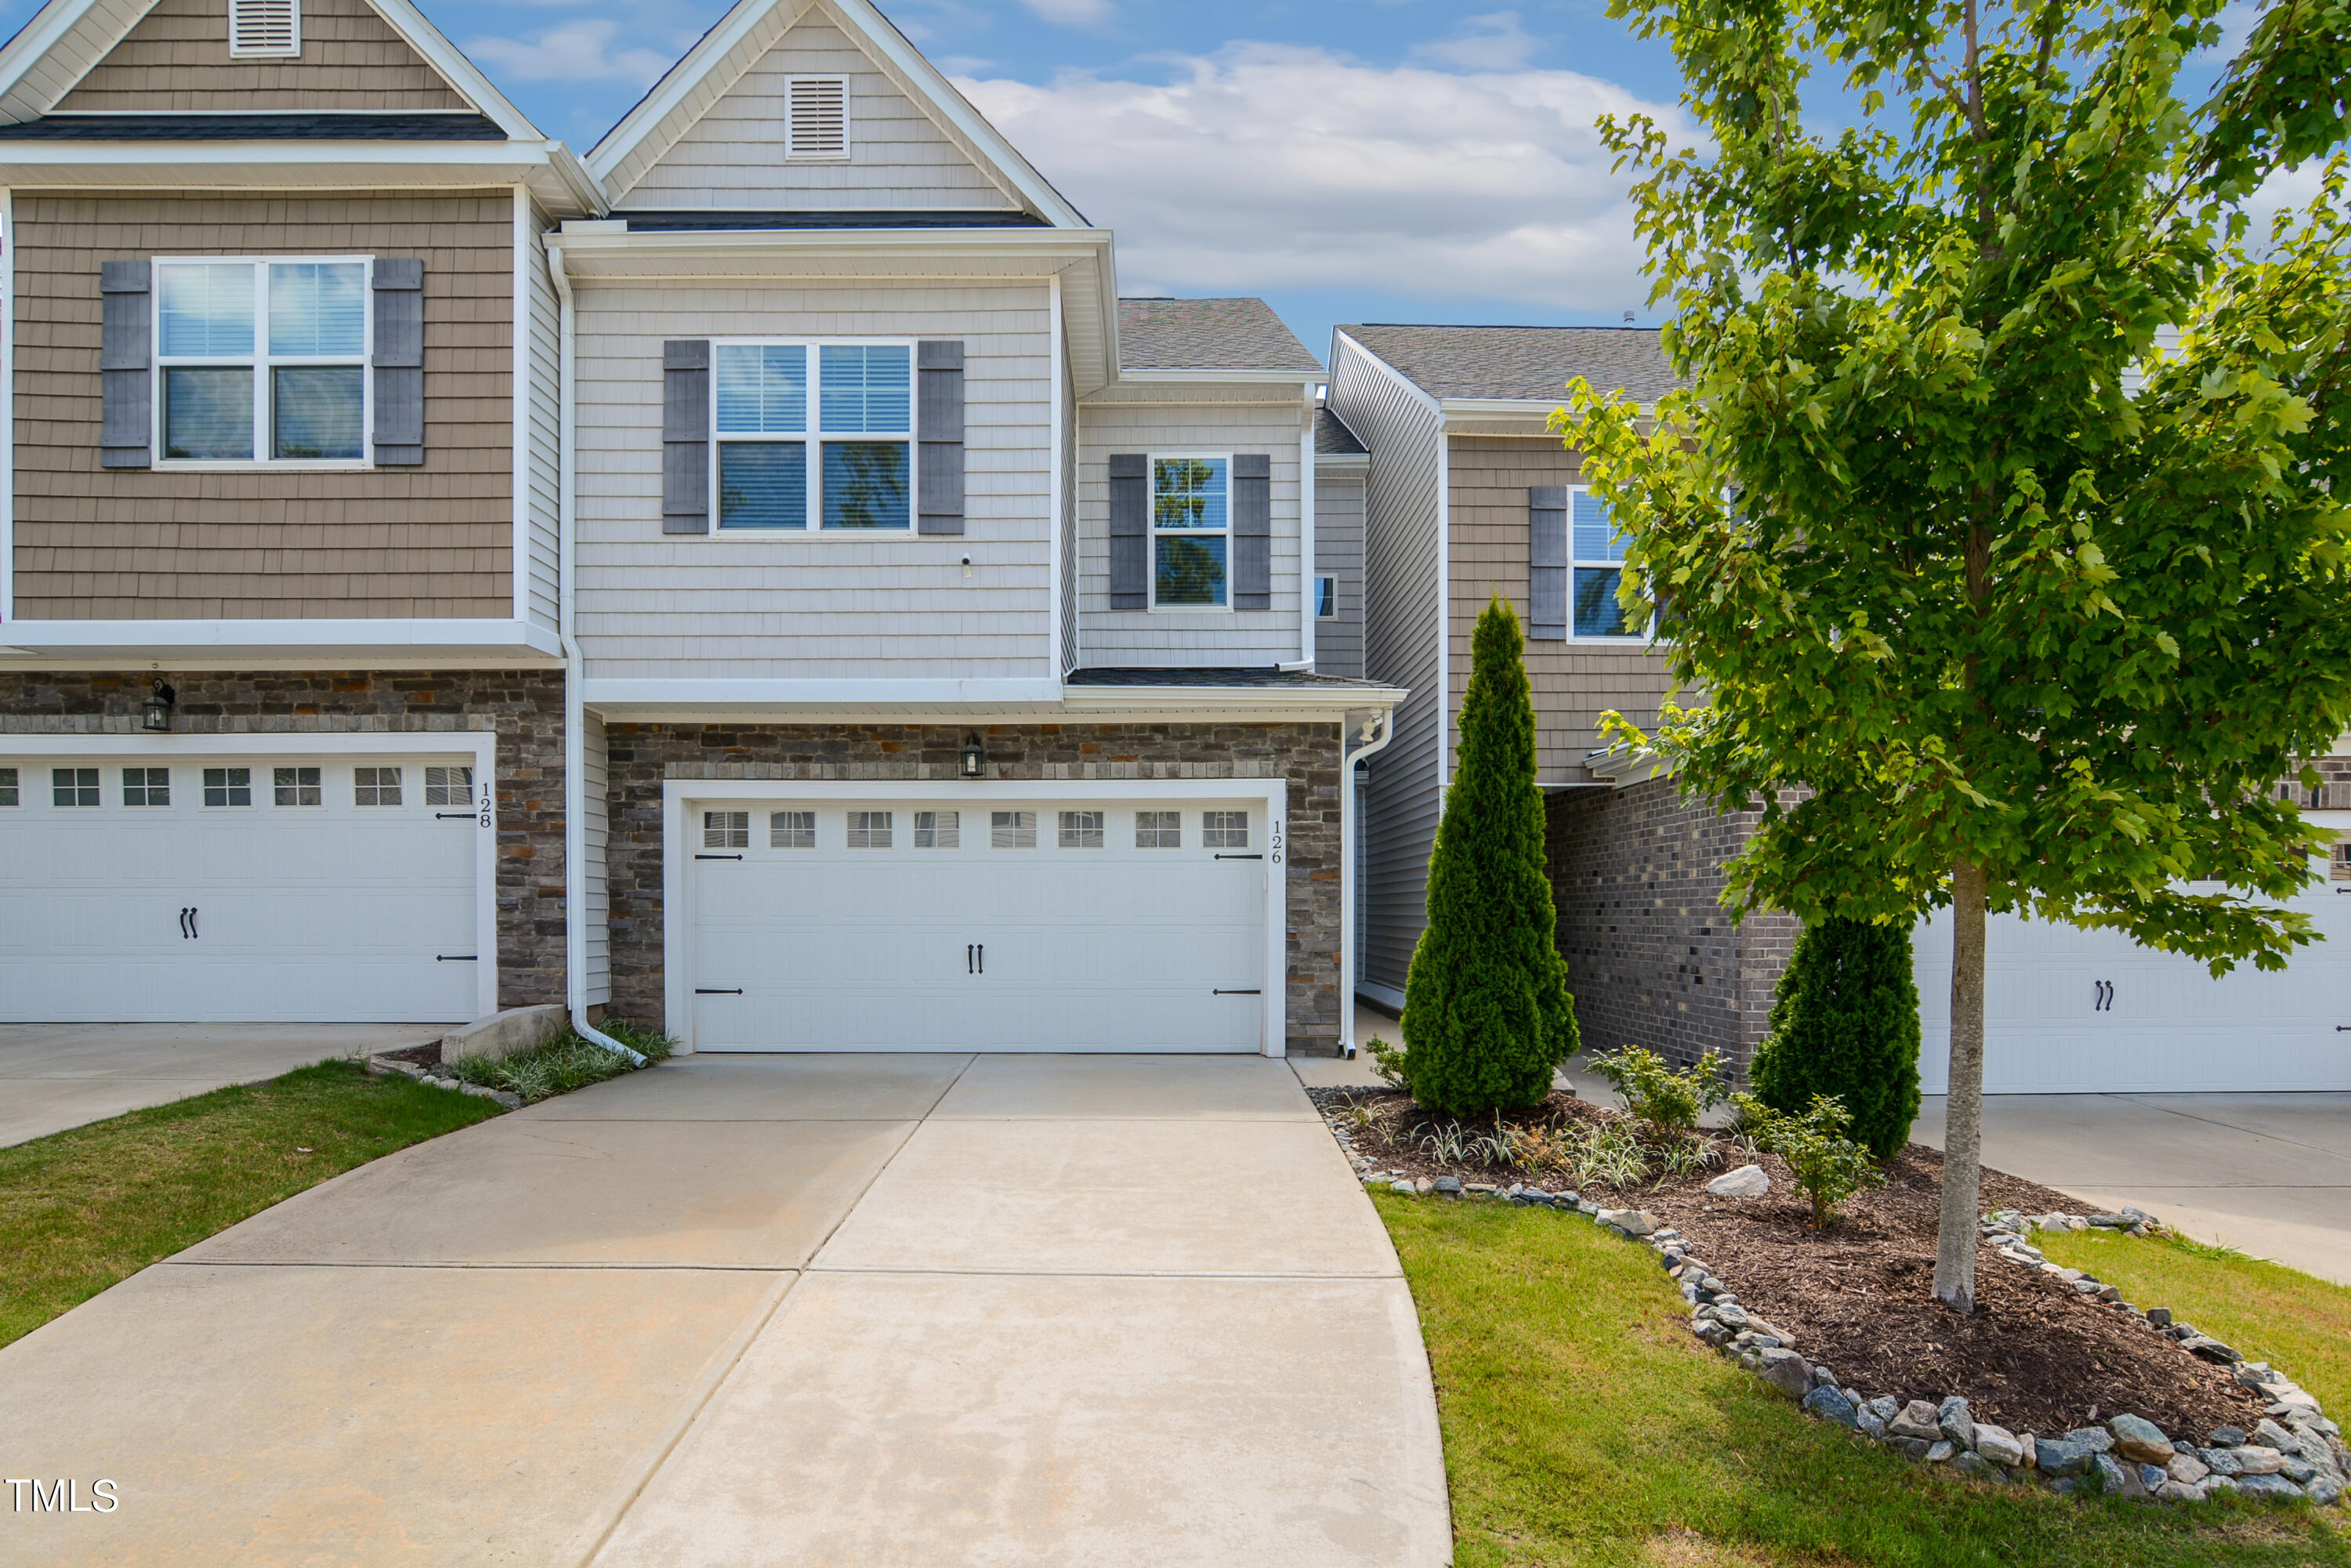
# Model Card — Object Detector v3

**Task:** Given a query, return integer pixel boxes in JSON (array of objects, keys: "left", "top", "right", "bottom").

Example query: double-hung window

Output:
[
  {"left": 1151, "top": 456, "right": 1230, "bottom": 609},
  {"left": 155, "top": 257, "right": 369, "bottom": 465},
  {"left": 714, "top": 342, "right": 912, "bottom": 531},
  {"left": 1570, "top": 486, "right": 1654, "bottom": 639}
]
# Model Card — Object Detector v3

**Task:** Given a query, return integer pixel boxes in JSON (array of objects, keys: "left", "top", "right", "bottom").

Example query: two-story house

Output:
[
  {"left": 0, "top": 0, "right": 601, "bottom": 1025},
  {"left": 0, "top": 0, "right": 1404, "bottom": 1059}
]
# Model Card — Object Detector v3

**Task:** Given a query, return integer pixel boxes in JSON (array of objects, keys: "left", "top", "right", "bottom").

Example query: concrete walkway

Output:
[
  {"left": 1914, "top": 1093, "right": 2351, "bottom": 1285},
  {"left": 0, "top": 1053, "right": 1451, "bottom": 1566},
  {"left": 0, "top": 1022, "right": 449, "bottom": 1147}
]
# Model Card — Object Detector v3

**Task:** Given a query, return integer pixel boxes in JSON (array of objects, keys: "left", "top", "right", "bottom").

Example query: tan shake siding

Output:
[
  {"left": 1447, "top": 435, "right": 1676, "bottom": 784},
  {"left": 12, "top": 192, "right": 516, "bottom": 620},
  {"left": 57, "top": 0, "right": 474, "bottom": 112}
]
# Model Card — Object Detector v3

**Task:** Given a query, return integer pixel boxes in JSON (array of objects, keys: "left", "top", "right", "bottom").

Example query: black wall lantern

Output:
[
  {"left": 141, "top": 679, "right": 176, "bottom": 733},
  {"left": 959, "top": 731, "right": 986, "bottom": 780}
]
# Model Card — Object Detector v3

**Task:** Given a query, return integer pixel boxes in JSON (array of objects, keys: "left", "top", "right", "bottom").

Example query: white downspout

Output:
[
  {"left": 547, "top": 242, "right": 643, "bottom": 1066},
  {"left": 1339, "top": 707, "right": 1396, "bottom": 1056}
]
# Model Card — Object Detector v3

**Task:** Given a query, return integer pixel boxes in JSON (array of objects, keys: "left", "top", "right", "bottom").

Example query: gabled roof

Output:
[
  {"left": 585, "top": 0, "right": 1087, "bottom": 225},
  {"left": 1337, "top": 324, "right": 1680, "bottom": 404},
  {"left": 1118, "top": 297, "right": 1320, "bottom": 373},
  {"left": 0, "top": 0, "right": 545, "bottom": 142}
]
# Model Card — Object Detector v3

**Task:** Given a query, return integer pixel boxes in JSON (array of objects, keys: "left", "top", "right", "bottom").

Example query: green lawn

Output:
[
  {"left": 2037, "top": 1227, "right": 2351, "bottom": 1421},
  {"left": 1378, "top": 1193, "right": 2349, "bottom": 1567},
  {"left": 0, "top": 1059, "right": 501, "bottom": 1351}
]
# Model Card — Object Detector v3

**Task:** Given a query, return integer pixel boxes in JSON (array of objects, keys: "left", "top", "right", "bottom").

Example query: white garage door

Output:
[
  {"left": 0, "top": 753, "right": 484, "bottom": 1023},
  {"left": 684, "top": 795, "right": 1272, "bottom": 1052},
  {"left": 1914, "top": 867, "right": 2351, "bottom": 1093}
]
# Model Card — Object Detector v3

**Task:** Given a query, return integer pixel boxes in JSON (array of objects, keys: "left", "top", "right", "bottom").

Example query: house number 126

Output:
[{"left": 1269, "top": 824, "right": 1284, "bottom": 865}]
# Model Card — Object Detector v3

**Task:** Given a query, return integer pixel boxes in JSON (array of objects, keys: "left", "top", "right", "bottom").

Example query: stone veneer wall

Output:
[
  {"left": 0, "top": 668, "right": 567, "bottom": 1008},
  {"left": 600, "top": 721, "right": 1347, "bottom": 1053},
  {"left": 1546, "top": 775, "right": 1800, "bottom": 1074}
]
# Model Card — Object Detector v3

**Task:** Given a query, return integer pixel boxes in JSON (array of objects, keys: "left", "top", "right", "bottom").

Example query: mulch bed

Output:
[{"left": 1330, "top": 1087, "right": 2271, "bottom": 1439}]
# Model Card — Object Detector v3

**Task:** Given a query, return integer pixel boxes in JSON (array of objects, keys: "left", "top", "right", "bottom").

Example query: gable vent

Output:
[
  {"left": 229, "top": 0, "right": 300, "bottom": 56},
  {"left": 786, "top": 75, "right": 849, "bottom": 161}
]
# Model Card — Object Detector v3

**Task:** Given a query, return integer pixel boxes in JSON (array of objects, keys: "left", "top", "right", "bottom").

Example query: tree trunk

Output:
[{"left": 1934, "top": 857, "right": 1989, "bottom": 1312}]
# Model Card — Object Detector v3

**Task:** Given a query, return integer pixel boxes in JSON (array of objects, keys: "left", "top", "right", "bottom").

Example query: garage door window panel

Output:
[
  {"left": 121, "top": 767, "right": 169, "bottom": 806},
  {"left": 1059, "top": 810, "right": 1105, "bottom": 849},
  {"left": 846, "top": 810, "right": 893, "bottom": 849},
  {"left": 203, "top": 767, "right": 252, "bottom": 807},
  {"left": 353, "top": 767, "right": 402, "bottom": 806},
  {"left": 53, "top": 769, "right": 100, "bottom": 806},
  {"left": 1136, "top": 810, "right": 1180, "bottom": 848},
  {"left": 991, "top": 810, "right": 1037, "bottom": 849},
  {"left": 1204, "top": 810, "right": 1249, "bottom": 849},
  {"left": 705, "top": 810, "right": 749, "bottom": 849},
  {"left": 0, "top": 768, "right": 16, "bottom": 807},
  {"left": 274, "top": 766, "right": 321, "bottom": 806},
  {"left": 914, "top": 809, "right": 958, "bottom": 848},
  {"left": 771, "top": 810, "right": 816, "bottom": 849},
  {"left": 425, "top": 766, "right": 472, "bottom": 806}
]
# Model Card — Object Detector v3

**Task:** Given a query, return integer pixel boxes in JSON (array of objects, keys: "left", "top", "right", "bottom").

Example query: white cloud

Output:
[
  {"left": 1410, "top": 12, "right": 1543, "bottom": 71},
  {"left": 465, "top": 19, "right": 672, "bottom": 85},
  {"left": 958, "top": 44, "right": 1687, "bottom": 314},
  {"left": 1021, "top": 0, "right": 1111, "bottom": 27}
]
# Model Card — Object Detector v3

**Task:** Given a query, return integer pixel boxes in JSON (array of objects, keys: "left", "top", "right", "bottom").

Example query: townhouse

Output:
[
  {"left": 0, "top": 0, "right": 1402, "bottom": 1056},
  {"left": 1335, "top": 325, "right": 2351, "bottom": 1096}
]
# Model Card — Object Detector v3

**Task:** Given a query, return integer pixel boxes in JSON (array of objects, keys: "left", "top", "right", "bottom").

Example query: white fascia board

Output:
[
  {"left": 549, "top": 224, "right": 1113, "bottom": 273},
  {"left": 585, "top": 677, "right": 1066, "bottom": 710},
  {"left": 0, "top": 146, "right": 605, "bottom": 214},
  {"left": 585, "top": 0, "right": 809, "bottom": 192},
  {"left": 1060, "top": 683, "right": 1407, "bottom": 713},
  {"left": 1314, "top": 452, "right": 1370, "bottom": 472},
  {"left": 0, "top": 618, "right": 565, "bottom": 662},
  {"left": 363, "top": 0, "right": 536, "bottom": 138},
  {"left": 0, "top": 0, "right": 136, "bottom": 125},
  {"left": 1440, "top": 397, "right": 1654, "bottom": 425}
]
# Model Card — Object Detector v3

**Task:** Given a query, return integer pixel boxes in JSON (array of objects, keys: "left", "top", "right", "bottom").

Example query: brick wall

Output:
[
  {"left": 600, "top": 721, "right": 1347, "bottom": 1052},
  {"left": 0, "top": 668, "right": 567, "bottom": 1007},
  {"left": 1546, "top": 776, "right": 1799, "bottom": 1074}
]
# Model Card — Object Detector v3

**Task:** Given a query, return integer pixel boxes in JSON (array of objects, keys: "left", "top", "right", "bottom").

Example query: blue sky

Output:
[
  {"left": 5, "top": 0, "right": 2266, "bottom": 368},
  {"left": 443, "top": 0, "right": 1701, "bottom": 363}
]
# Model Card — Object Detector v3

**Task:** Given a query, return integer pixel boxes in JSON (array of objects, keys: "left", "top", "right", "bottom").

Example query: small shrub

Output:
[
  {"left": 1654, "top": 1137, "right": 1722, "bottom": 1181},
  {"left": 1585, "top": 1045, "right": 1730, "bottom": 1140},
  {"left": 1420, "top": 1124, "right": 1476, "bottom": 1164},
  {"left": 1733, "top": 1092, "right": 1885, "bottom": 1228},
  {"left": 1749, "top": 915, "right": 1923, "bottom": 1160},
  {"left": 1364, "top": 1034, "right": 1410, "bottom": 1091},
  {"left": 1469, "top": 1128, "right": 1527, "bottom": 1170},
  {"left": 445, "top": 1020, "right": 675, "bottom": 1104},
  {"left": 1570, "top": 1123, "right": 1652, "bottom": 1188}
]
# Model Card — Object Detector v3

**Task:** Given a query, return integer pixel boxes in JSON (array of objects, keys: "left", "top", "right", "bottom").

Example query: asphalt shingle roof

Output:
[
  {"left": 1338, "top": 324, "right": 1680, "bottom": 403},
  {"left": 1315, "top": 407, "right": 1367, "bottom": 455},
  {"left": 1118, "top": 298, "right": 1321, "bottom": 373}
]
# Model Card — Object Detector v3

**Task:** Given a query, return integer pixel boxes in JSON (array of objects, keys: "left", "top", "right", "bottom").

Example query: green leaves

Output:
[{"left": 1554, "top": 0, "right": 2351, "bottom": 976}]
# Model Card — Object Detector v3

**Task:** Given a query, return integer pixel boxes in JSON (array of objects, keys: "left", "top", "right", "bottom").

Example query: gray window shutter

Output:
[
  {"left": 1109, "top": 453, "right": 1148, "bottom": 609},
  {"left": 371, "top": 258, "right": 424, "bottom": 465},
  {"left": 1232, "top": 453, "right": 1272, "bottom": 610},
  {"left": 100, "top": 260, "right": 151, "bottom": 469},
  {"left": 916, "top": 339, "right": 964, "bottom": 536},
  {"left": 1529, "top": 485, "right": 1568, "bottom": 639},
  {"left": 662, "top": 339, "right": 711, "bottom": 534}
]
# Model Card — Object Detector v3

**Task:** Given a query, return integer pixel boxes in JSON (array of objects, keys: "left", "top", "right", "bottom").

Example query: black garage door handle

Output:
[{"left": 696, "top": 987, "right": 744, "bottom": 995}]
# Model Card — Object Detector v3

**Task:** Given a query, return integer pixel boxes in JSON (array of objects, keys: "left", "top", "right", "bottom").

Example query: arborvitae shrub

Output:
[
  {"left": 1399, "top": 597, "right": 1578, "bottom": 1114},
  {"left": 1749, "top": 917, "right": 1922, "bottom": 1160}
]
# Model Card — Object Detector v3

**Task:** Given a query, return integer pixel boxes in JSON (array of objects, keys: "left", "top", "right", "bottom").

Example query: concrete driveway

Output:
[
  {"left": 1915, "top": 1093, "right": 2351, "bottom": 1285},
  {"left": 0, "top": 1053, "right": 1451, "bottom": 1566},
  {"left": 0, "top": 1022, "right": 449, "bottom": 1147}
]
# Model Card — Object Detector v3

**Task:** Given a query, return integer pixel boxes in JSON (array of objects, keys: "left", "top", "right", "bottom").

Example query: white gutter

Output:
[
  {"left": 546, "top": 242, "right": 643, "bottom": 1066},
  {"left": 1339, "top": 706, "right": 1398, "bottom": 1056}
]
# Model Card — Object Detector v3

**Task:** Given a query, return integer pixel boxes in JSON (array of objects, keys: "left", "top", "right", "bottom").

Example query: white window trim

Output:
[
  {"left": 1567, "top": 481, "right": 1658, "bottom": 643},
  {"left": 784, "top": 74, "right": 852, "bottom": 162},
  {"left": 707, "top": 337, "right": 918, "bottom": 538},
  {"left": 661, "top": 779, "right": 1289, "bottom": 1057},
  {"left": 151, "top": 254, "right": 374, "bottom": 472},
  {"left": 1147, "top": 450, "right": 1237, "bottom": 614},
  {"left": 0, "top": 731, "right": 501, "bottom": 1020}
]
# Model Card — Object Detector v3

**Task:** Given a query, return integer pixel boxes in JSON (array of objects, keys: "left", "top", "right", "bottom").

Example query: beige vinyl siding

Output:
[
  {"left": 625, "top": 15, "right": 1017, "bottom": 212},
  {"left": 57, "top": 0, "right": 474, "bottom": 112},
  {"left": 582, "top": 707, "right": 610, "bottom": 1006},
  {"left": 11, "top": 191, "right": 516, "bottom": 620},
  {"left": 1331, "top": 334, "right": 1444, "bottom": 995},
  {"left": 572, "top": 281, "right": 1052, "bottom": 681},
  {"left": 1314, "top": 467, "right": 1364, "bottom": 677},
  {"left": 522, "top": 201, "right": 561, "bottom": 631},
  {"left": 1076, "top": 396, "right": 1305, "bottom": 666},
  {"left": 1447, "top": 436, "right": 1676, "bottom": 782}
]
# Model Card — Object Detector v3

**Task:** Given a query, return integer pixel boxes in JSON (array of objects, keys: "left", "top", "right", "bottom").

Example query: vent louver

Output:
[
  {"left": 229, "top": 0, "right": 300, "bottom": 56},
  {"left": 786, "top": 75, "right": 848, "bottom": 160}
]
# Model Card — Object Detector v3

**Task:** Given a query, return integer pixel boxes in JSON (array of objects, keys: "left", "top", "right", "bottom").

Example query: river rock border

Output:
[{"left": 1310, "top": 1089, "right": 2348, "bottom": 1508}]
